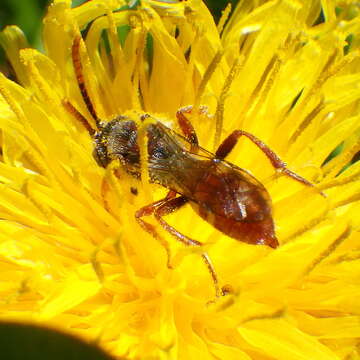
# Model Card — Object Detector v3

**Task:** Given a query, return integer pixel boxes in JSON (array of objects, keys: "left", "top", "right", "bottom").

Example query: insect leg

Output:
[
  {"left": 154, "top": 196, "right": 222, "bottom": 298},
  {"left": 154, "top": 196, "right": 201, "bottom": 246},
  {"left": 176, "top": 105, "right": 211, "bottom": 152},
  {"left": 101, "top": 177, "right": 111, "bottom": 212},
  {"left": 176, "top": 106, "right": 199, "bottom": 151},
  {"left": 135, "top": 191, "right": 176, "bottom": 268},
  {"left": 215, "top": 130, "right": 325, "bottom": 196}
]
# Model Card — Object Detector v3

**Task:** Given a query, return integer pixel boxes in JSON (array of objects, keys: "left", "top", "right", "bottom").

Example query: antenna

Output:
[
  {"left": 62, "top": 99, "right": 95, "bottom": 136},
  {"left": 71, "top": 35, "right": 101, "bottom": 130}
]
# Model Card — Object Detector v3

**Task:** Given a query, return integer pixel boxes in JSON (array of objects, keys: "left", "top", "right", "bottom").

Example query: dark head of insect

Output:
[{"left": 93, "top": 116, "right": 140, "bottom": 172}]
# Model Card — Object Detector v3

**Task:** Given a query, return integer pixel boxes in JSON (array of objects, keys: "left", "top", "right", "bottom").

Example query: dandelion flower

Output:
[{"left": 0, "top": 0, "right": 359, "bottom": 359}]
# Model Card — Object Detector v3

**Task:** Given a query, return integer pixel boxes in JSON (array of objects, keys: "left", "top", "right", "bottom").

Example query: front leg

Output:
[
  {"left": 216, "top": 130, "right": 325, "bottom": 197},
  {"left": 176, "top": 105, "right": 210, "bottom": 153},
  {"left": 135, "top": 191, "right": 176, "bottom": 268}
]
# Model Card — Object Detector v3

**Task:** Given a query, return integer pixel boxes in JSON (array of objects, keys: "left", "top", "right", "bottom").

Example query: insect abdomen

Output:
[{"left": 193, "top": 165, "right": 278, "bottom": 248}]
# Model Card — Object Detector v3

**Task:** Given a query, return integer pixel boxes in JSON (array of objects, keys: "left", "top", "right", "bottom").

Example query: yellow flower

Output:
[{"left": 0, "top": 0, "right": 359, "bottom": 359}]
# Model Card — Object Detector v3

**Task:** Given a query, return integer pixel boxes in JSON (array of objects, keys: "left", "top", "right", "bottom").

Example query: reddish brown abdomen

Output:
[{"left": 192, "top": 163, "right": 278, "bottom": 248}]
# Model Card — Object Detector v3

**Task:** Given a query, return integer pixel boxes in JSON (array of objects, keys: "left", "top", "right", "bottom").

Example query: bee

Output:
[{"left": 65, "top": 36, "right": 324, "bottom": 297}]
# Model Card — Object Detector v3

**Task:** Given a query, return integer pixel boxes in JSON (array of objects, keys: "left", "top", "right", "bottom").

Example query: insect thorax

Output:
[{"left": 92, "top": 117, "right": 205, "bottom": 193}]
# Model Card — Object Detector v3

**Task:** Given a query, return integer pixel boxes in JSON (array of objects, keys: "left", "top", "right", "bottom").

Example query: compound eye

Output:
[
  {"left": 118, "top": 130, "right": 136, "bottom": 147},
  {"left": 93, "top": 147, "right": 109, "bottom": 168},
  {"left": 152, "top": 145, "right": 170, "bottom": 160},
  {"left": 113, "top": 121, "right": 137, "bottom": 145}
]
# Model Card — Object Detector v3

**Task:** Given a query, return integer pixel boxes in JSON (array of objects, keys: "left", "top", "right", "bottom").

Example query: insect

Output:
[{"left": 65, "top": 36, "right": 324, "bottom": 297}]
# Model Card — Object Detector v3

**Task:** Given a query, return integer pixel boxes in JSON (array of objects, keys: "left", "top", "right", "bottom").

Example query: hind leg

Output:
[{"left": 215, "top": 130, "right": 325, "bottom": 197}]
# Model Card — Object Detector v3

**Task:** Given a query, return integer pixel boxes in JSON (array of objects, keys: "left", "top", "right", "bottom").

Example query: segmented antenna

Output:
[
  {"left": 62, "top": 99, "right": 95, "bottom": 136},
  {"left": 72, "top": 35, "right": 101, "bottom": 129}
]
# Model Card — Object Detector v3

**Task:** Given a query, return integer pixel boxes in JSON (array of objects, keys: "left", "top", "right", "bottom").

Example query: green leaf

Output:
[{"left": 0, "top": 322, "right": 118, "bottom": 360}]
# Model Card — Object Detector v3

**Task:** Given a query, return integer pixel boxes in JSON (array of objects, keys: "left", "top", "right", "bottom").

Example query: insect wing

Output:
[{"left": 155, "top": 122, "right": 215, "bottom": 160}]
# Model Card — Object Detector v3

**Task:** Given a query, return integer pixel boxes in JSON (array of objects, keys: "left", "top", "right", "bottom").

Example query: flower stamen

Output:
[
  {"left": 217, "top": 3, "right": 232, "bottom": 36},
  {"left": 323, "top": 137, "right": 360, "bottom": 179},
  {"left": 194, "top": 49, "right": 223, "bottom": 111},
  {"left": 213, "top": 56, "right": 242, "bottom": 149},
  {"left": 304, "top": 225, "right": 352, "bottom": 275}
]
